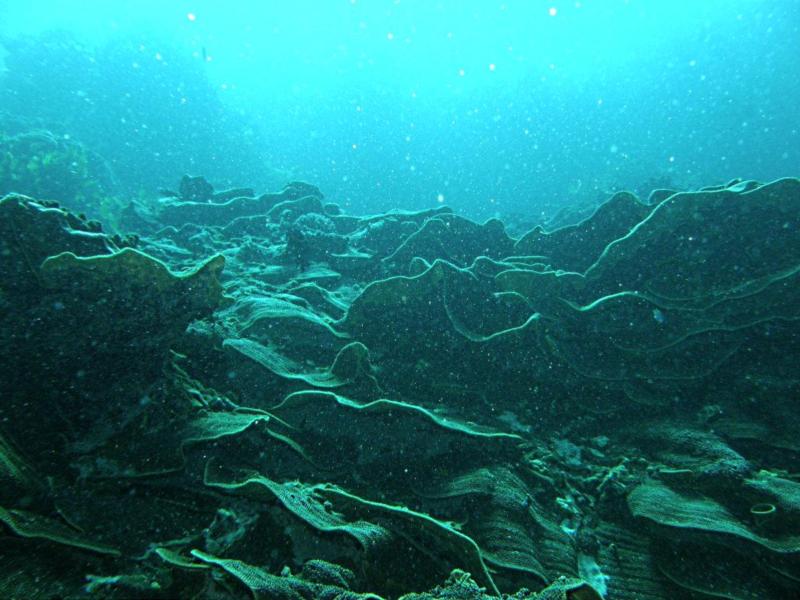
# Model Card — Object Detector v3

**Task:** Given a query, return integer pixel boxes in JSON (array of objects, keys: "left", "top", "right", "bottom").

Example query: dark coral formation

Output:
[{"left": 1, "top": 177, "right": 799, "bottom": 599}]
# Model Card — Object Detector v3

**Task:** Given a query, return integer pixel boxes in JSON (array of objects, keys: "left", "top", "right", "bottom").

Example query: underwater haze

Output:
[
  {"left": 1, "top": 0, "right": 798, "bottom": 220},
  {"left": 2, "top": 1, "right": 800, "bottom": 599}
]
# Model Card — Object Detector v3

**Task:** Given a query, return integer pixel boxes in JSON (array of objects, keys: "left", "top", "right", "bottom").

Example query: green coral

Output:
[{"left": 0, "top": 129, "right": 122, "bottom": 227}]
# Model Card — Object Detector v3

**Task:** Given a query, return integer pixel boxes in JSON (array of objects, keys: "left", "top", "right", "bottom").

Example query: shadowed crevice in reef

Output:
[{"left": 1, "top": 177, "right": 799, "bottom": 598}]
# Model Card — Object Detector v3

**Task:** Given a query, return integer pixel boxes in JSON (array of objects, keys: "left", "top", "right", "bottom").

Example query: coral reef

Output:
[
  {"left": 1, "top": 176, "right": 799, "bottom": 598},
  {"left": 0, "top": 129, "right": 118, "bottom": 220}
]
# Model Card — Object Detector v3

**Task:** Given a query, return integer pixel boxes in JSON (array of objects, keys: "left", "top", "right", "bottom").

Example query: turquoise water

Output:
[
  {"left": 1, "top": 2, "right": 800, "bottom": 599},
  {"left": 2, "top": 0, "right": 797, "bottom": 220}
]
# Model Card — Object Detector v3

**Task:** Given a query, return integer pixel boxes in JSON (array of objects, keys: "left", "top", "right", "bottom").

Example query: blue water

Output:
[
  {"left": 2, "top": 3, "right": 800, "bottom": 598},
  {"left": 1, "top": 0, "right": 797, "bottom": 222}
]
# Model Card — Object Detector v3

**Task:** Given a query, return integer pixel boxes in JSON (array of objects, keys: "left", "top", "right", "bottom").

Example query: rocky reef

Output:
[{"left": 1, "top": 176, "right": 799, "bottom": 599}]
